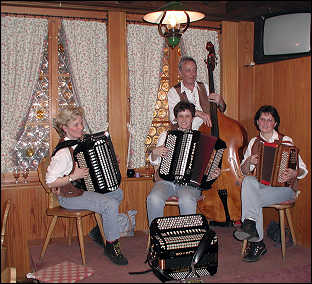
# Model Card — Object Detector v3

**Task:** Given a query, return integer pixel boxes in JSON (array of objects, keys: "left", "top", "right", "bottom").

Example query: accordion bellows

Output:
[{"left": 73, "top": 131, "right": 121, "bottom": 194}]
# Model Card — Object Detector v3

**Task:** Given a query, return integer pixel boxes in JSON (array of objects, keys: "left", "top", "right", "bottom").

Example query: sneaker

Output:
[
  {"left": 243, "top": 241, "right": 267, "bottom": 262},
  {"left": 104, "top": 239, "right": 128, "bottom": 265},
  {"left": 233, "top": 219, "right": 259, "bottom": 241},
  {"left": 88, "top": 225, "right": 105, "bottom": 248}
]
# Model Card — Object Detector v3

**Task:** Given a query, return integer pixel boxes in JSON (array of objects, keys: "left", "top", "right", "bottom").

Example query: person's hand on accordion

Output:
[
  {"left": 151, "top": 145, "right": 169, "bottom": 161},
  {"left": 210, "top": 167, "right": 221, "bottom": 180},
  {"left": 248, "top": 154, "right": 259, "bottom": 165},
  {"left": 71, "top": 162, "right": 89, "bottom": 180},
  {"left": 280, "top": 168, "right": 298, "bottom": 183}
]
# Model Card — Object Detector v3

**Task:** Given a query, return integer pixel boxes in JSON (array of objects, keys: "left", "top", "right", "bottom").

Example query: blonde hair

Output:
[{"left": 53, "top": 105, "right": 84, "bottom": 138}]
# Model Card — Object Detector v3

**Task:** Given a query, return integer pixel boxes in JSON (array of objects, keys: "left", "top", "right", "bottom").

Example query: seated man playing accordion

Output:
[
  {"left": 146, "top": 101, "right": 221, "bottom": 226},
  {"left": 233, "top": 105, "right": 308, "bottom": 262}
]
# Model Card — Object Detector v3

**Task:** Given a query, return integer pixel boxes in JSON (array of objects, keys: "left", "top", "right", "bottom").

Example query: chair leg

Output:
[
  {"left": 95, "top": 213, "right": 106, "bottom": 246},
  {"left": 40, "top": 216, "right": 58, "bottom": 260},
  {"left": 146, "top": 231, "right": 151, "bottom": 252},
  {"left": 76, "top": 217, "right": 86, "bottom": 265},
  {"left": 241, "top": 239, "right": 248, "bottom": 257},
  {"left": 67, "top": 218, "right": 74, "bottom": 246},
  {"left": 279, "top": 209, "right": 286, "bottom": 262},
  {"left": 285, "top": 208, "right": 296, "bottom": 245}
]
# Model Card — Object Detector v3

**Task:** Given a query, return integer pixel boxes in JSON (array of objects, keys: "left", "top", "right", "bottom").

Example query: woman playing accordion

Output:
[{"left": 233, "top": 105, "right": 308, "bottom": 263}]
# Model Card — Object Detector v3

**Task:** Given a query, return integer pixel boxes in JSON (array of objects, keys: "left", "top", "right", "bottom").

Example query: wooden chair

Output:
[
  {"left": 241, "top": 194, "right": 299, "bottom": 262},
  {"left": 38, "top": 156, "right": 106, "bottom": 265},
  {"left": 1, "top": 199, "right": 11, "bottom": 247},
  {"left": 1, "top": 267, "right": 16, "bottom": 283},
  {"left": 1, "top": 199, "right": 11, "bottom": 272}
]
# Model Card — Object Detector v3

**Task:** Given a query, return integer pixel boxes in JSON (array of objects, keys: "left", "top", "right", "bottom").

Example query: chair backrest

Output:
[
  {"left": 1, "top": 267, "right": 16, "bottom": 283},
  {"left": 37, "top": 156, "right": 60, "bottom": 208},
  {"left": 1, "top": 200, "right": 11, "bottom": 247}
]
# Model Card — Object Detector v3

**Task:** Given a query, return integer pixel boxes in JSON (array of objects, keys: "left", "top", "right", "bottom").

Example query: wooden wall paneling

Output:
[
  {"left": 237, "top": 21, "right": 254, "bottom": 135},
  {"left": 120, "top": 178, "right": 154, "bottom": 232},
  {"left": 257, "top": 56, "right": 311, "bottom": 247},
  {"left": 1, "top": 185, "right": 45, "bottom": 279},
  {"left": 107, "top": 11, "right": 128, "bottom": 178},
  {"left": 1, "top": 4, "right": 108, "bottom": 19},
  {"left": 272, "top": 57, "right": 311, "bottom": 247},
  {"left": 221, "top": 21, "right": 239, "bottom": 120}
]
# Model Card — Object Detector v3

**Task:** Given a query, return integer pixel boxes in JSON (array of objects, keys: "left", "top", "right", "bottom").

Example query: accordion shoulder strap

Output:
[{"left": 52, "top": 138, "right": 79, "bottom": 157}]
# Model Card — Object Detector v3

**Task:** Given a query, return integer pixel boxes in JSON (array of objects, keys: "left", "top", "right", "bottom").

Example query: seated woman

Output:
[{"left": 45, "top": 105, "right": 128, "bottom": 266}]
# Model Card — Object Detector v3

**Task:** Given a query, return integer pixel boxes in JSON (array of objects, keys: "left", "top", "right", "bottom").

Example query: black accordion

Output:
[
  {"left": 158, "top": 130, "right": 226, "bottom": 189},
  {"left": 256, "top": 140, "right": 299, "bottom": 188},
  {"left": 147, "top": 214, "right": 218, "bottom": 282},
  {"left": 73, "top": 131, "right": 121, "bottom": 194}
]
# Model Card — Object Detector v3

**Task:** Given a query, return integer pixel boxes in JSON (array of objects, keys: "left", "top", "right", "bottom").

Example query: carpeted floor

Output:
[{"left": 28, "top": 226, "right": 311, "bottom": 283}]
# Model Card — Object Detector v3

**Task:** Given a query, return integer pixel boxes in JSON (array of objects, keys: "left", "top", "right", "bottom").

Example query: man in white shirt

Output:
[{"left": 167, "top": 56, "right": 226, "bottom": 130}]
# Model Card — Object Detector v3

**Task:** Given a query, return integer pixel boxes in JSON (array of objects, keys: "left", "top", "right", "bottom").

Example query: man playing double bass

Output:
[{"left": 167, "top": 56, "right": 226, "bottom": 130}]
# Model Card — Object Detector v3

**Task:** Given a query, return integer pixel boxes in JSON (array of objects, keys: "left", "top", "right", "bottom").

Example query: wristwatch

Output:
[{"left": 68, "top": 175, "right": 73, "bottom": 182}]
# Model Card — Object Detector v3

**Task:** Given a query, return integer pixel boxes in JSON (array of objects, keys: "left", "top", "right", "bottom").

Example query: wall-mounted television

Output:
[{"left": 254, "top": 12, "right": 311, "bottom": 64}]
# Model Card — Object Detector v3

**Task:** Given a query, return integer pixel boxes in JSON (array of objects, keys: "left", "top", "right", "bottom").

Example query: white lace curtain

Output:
[
  {"left": 180, "top": 28, "right": 221, "bottom": 95},
  {"left": 1, "top": 16, "right": 48, "bottom": 173},
  {"left": 62, "top": 20, "right": 108, "bottom": 133},
  {"left": 127, "top": 24, "right": 165, "bottom": 168}
]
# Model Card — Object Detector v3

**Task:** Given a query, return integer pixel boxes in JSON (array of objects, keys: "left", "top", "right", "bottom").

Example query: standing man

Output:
[{"left": 168, "top": 56, "right": 226, "bottom": 130}]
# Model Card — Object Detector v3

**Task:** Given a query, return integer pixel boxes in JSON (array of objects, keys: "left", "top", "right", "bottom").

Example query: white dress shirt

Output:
[
  {"left": 148, "top": 131, "right": 167, "bottom": 166},
  {"left": 46, "top": 137, "right": 77, "bottom": 184},
  {"left": 167, "top": 81, "right": 210, "bottom": 130}
]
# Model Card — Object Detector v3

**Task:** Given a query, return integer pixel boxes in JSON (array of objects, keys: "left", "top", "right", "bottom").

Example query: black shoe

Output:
[
  {"left": 243, "top": 241, "right": 267, "bottom": 262},
  {"left": 88, "top": 225, "right": 105, "bottom": 248},
  {"left": 104, "top": 239, "right": 128, "bottom": 265},
  {"left": 243, "top": 241, "right": 253, "bottom": 257},
  {"left": 233, "top": 219, "right": 259, "bottom": 241}
]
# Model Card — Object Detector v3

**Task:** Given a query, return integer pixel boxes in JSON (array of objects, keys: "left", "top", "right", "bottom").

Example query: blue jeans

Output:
[
  {"left": 57, "top": 188, "right": 123, "bottom": 242},
  {"left": 146, "top": 180, "right": 202, "bottom": 225},
  {"left": 241, "top": 176, "right": 296, "bottom": 241}
]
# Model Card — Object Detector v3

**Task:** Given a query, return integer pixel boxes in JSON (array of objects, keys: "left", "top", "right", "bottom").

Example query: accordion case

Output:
[
  {"left": 256, "top": 141, "right": 299, "bottom": 187},
  {"left": 158, "top": 129, "right": 226, "bottom": 189},
  {"left": 147, "top": 214, "right": 218, "bottom": 282},
  {"left": 73, "top": 131, "right": 121, "bottom": 194}
]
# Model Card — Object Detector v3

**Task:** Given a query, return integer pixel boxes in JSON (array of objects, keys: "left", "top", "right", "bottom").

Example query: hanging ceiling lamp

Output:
[{"left": 143, "top": 1, "right": 205, "bottom": 48}]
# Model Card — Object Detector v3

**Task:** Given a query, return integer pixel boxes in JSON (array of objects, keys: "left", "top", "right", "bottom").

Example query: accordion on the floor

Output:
[
  {"left": 147, "top": 214, "right": 218, "bottom": 282},
  {"left": 73, "top": 131, "right": 121, "bottom": 194},
  {"left": 256, "top": 140, "right": 299, "bottom": 187},
  {"left": 158, "top": 129, "right": 226, "bottom": 189}
]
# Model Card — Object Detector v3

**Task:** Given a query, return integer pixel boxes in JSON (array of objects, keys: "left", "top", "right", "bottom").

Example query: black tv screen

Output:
[{"left": 254, "top": 12, "right": 311, "bottom": 64}]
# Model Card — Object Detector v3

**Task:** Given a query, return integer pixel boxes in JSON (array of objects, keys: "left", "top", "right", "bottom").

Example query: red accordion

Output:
[{"left": 256, "top": 141, "right": 299, "bottom": 187}]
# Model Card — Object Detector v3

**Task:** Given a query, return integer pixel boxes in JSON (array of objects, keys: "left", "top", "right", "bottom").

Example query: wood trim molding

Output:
[{"left": 107, "top": 11, "right": 128, "bottom": 178}]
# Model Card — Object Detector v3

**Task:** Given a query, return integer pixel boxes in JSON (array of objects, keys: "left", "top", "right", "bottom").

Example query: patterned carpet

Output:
[{"left": 28, "top": 226, "right": 311, "bottom": 283}]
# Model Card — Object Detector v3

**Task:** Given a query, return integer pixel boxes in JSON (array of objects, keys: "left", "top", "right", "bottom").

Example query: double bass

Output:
[{"left": 197, "top": 41, "right": 248, "bottom": 225}]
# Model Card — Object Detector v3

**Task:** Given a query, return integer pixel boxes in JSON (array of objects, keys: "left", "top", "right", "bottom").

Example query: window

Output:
[
  {"left": 13, "top": 20, "right": 80, "bottom": 172},
  {"left": 144, "top": 46, "right": 181, "bottom": 167}
]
